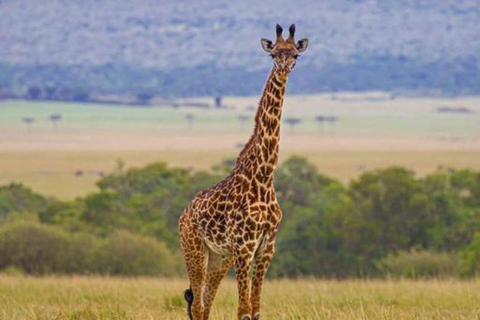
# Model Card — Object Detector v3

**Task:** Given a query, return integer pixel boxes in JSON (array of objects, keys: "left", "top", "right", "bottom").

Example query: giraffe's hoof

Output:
[
  {"left": 241, "top": 316, "right": 251, "bottom": 320},
  {"left": 254, "top": 314, "right": 260, "bottom": 320}
]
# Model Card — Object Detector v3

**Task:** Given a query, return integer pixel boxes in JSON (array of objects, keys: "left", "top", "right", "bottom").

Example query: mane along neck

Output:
[{"left": 235, "top": 69, "right": 287, "bottom": 185}]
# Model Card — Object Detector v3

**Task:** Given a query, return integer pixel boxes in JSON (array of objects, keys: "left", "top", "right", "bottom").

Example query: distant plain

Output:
[{"left": 1, "top": 93, "right": 479, "bottom": 199}]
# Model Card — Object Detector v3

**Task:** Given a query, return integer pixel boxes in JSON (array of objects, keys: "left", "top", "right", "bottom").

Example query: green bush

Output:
[
  {"left": 1, "top": 265, "right": 25, "bottom": 276},
  {"left": 0, "top": 221, "right": 72, "bottom": 274},
  {"left": 65, "top": 233, "right": 99, "bottom": 274},
  {"left": 377, "top": 249, "right": 461, "bottom": 278},
  {"left": 460, "top": 232, "right": 480, "bottom": 277},
  {"left": 0, "top": 183, "right": 49, "bottom": 221},
  {"left": 95, "top": 230, "right": 176, "bottom": 276},
  {"left": 0, "top": 222, "right": 176, "bottom": 276}
]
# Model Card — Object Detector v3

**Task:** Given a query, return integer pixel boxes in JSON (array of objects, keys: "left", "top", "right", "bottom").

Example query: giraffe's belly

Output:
[
  {"left": 203, "top": 218, "right": 268, "bottom": 257},
  {"left": 204, "top": 229, "right": 266, "bottom": 257},
  {"left": 204, "top": 235, "right": 232, "bottom": 256}
]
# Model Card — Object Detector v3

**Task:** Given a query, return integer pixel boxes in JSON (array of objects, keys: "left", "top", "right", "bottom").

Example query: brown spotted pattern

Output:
[{"left": 179, "top": 24, "right": 308, "bottom": 320}]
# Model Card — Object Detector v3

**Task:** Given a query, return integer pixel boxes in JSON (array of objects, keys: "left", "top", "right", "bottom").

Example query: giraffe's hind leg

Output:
[
  {"left": 180, "top": 219, "right": 207, "bottom": 320},
  {"left": 203, "top": 251, "right": 234, "bottom": 319}
]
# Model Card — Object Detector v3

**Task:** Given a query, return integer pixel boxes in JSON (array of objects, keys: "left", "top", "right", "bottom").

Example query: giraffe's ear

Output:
[
  {"left": 261, "top": 38, "right": 274, "bottom": 53},
  {"left": 296, "top": 38, "right": 309, "bottom": 53}
]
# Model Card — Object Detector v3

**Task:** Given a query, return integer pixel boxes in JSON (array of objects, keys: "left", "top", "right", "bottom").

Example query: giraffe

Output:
[{"left": 179, "top": 24, "right": 308, "bottom": 320}]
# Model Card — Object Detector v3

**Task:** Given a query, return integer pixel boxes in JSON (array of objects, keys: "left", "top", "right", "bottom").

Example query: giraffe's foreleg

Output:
[
  {"left": 180, "top": 219, "right": 208, "bottom": 320},
  {"left": 234, "top": 249, "right": 255, "bottom": 320},
  {"left": 203, "top": 251, "right": 234, "bottom": 320},
  {"left": 251, "top": 232, "right": 277, "bottom": 320}
]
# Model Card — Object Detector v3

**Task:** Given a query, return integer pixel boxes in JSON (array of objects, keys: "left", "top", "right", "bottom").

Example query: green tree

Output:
[
  {"left": 345, "top": 167, "right": 429, "bottom": 265},
  {"left": 81, "top": 191, "right": 122, "bottom": 234},
  {"left": 273, "top": 204, "right": 357, "bottom": 278},
  {"left": 39, "top": 199, "right": 86, "bottom": 232},
  {"left": 274, "top": 156, "right": 336, "bottom": 219},
  {"left": 272, "top": 157, "right": 358, "bottom": 277},
  {"left": 0, "top": 183, "right": 49, "bottom": 222},
  {"left": 422, "top": 170, "right": 480, "bottom": 251}
]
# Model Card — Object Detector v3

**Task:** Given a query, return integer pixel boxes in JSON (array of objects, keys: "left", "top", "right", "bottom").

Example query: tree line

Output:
[
  {"left": 0, "top": 157, "right": 479, "bottom": 278},
  {"left": 0, "top": 84, "right": 154, "bottom": 106}
]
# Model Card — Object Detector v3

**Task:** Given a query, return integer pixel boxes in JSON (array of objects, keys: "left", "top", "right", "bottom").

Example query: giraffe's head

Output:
[{"left": 261, "top": 24, "right": 308, "bottom": 78}]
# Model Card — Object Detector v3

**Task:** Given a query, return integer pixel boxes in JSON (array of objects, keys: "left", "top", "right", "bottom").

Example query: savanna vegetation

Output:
[
  {"left": 1, "top": 276, "right": 479, "bottom": 320},
  {"left": 1, "top": 156, "right": 479, "bottom": 279}
]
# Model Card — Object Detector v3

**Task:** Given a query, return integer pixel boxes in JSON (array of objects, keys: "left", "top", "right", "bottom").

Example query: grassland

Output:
[
  {"left": 0, "top": 150, "right": 479, "bottom": 199},
  {"left": 0, "top": 94, "right": 479, "bottom": 199},
  {"left": 1, "top": 275, "right": 479, "bottom": 320}
]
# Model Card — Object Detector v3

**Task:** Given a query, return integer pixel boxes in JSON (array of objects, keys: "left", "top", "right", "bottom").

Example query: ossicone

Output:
[
  {"left": 276, "top": 24, "right": 284, "bottom": 41},
  {"left": 287, "top": 24, "right": 295, "bottom": 42}
]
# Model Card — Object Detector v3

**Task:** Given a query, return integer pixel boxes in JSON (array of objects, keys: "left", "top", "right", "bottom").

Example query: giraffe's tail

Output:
[{"left": 184, "top": 287, "right": 194, "bottom": 320}]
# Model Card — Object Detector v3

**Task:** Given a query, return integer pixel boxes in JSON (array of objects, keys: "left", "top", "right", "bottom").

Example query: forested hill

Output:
[{"left": 1, "top": 0, "right": 479, "bottom": 97}]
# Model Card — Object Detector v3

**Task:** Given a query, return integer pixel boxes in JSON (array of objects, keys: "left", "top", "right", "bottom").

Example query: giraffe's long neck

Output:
[{"left": 235, "top": 69, "right": 287, "bottom": 186}]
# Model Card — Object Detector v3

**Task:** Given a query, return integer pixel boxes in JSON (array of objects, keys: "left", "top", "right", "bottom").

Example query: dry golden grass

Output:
[
  {"left": 0, "top": 150, "right": 233, "bottom": 199},
  {"left": 0, "top": 150, "right": 479, "bottom": 200},
  {"left": 0, "top": 275, "right": 479, "bottom": 320}
]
